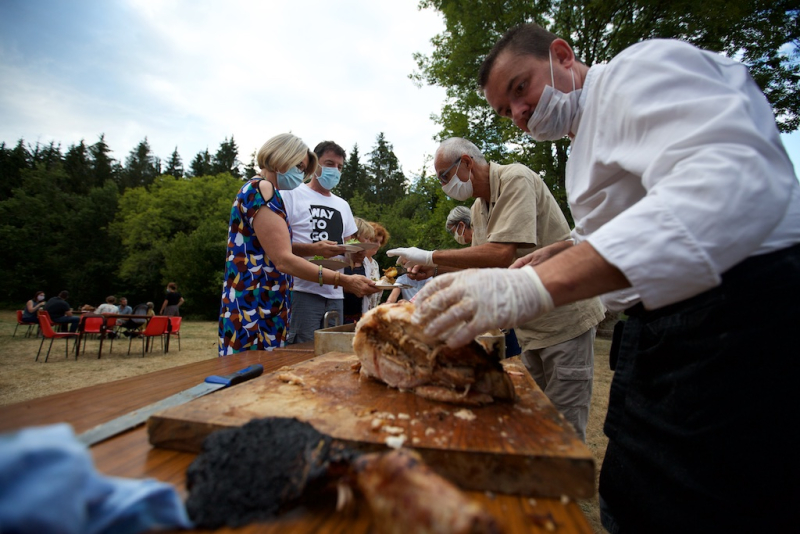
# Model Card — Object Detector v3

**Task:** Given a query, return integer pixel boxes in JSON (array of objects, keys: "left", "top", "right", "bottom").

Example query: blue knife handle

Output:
[{"left": 204, "top": 364, "right": 264, "bottom": 387}]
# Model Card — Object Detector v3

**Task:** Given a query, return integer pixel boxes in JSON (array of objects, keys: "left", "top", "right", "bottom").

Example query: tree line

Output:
[{"left": 0, "top": 133, "right": 468, "bottom": 318}]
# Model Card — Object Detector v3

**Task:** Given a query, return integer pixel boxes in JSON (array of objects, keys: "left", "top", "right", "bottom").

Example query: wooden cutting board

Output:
[{"left": 147, "top": 352, "right": 594, "bottom": 499}]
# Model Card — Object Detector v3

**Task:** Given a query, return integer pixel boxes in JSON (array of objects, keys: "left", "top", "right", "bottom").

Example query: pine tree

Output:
[
  {"left": 189, "top": 148, "right": 213, "bottom": 177},
  {"left": 0, "top": 139, "right": 31, "bottom": 200},
  {"left": 243, "top": 150, "right": 257, "bottom": 180},
  {"left": 365, "top": 133, "right": 406, "bottom": 206},
  {"left": 165, "top": 147, "right": 184, "bottom": 178},
  {"left": 64, "top": 140, "right": 93, "bottom": 193},
  {"left": 337, "top": 143, "right": 367, "bottom": 201},
  {"left": 122, "top": 138, "right": 159, "bottom": 190},
  {"left": 89, "top": 134, "right": 115, "bottom": 186},
  {"left": 212, "top": 136, "right": 241, "bottom": 178}
]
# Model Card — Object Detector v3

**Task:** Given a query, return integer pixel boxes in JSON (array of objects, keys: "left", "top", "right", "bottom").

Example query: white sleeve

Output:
[{"left": 583, "top": 41, "right": 798, "bottom": 309}]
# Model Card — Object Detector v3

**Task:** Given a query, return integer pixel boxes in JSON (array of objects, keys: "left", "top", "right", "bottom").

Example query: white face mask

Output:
[
  {"left": 454, "top": 224, "right": 469, "bottom": 245},
  {"left": 526, "top": 51, "right": 582, "bottom": 141},
  {"left": 441, "top": 161, "right": 474, "bottom": 201}
]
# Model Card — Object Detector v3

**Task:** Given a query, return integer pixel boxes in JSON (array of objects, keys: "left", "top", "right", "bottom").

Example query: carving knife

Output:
[{"left": 76, "top": 364, "right": 264, "bottom": 446}]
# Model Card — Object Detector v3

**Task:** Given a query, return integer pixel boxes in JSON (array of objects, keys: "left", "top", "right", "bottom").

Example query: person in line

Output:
[
  {"left": 412, "top": 23, "right": 800, "bottom": 532},
  {"left": 44, "top": 290, "right": 81, "bottom": 332},
  {"left": 281, "top": 141, "right": 360, "bottom": 343},
  {"left": 22, "top": 291, "right": 47, "bottom": 324},
  {"left": 160, "top": 283, "right": 184, "bottom": 317},
  {"left": 389, "top": 138, "right": 605, "bottom": 441},
  {"left": 365, "top": 222, "right": 391, "bottom": 310},
  {"left": 95, "top": 296, "right": 119, "bottom": 315},
  {"left": 385, "top": 274, "right": 428, "bottom": 304},
  {"left": 444, "top": 206, "right": 474, "bottom": 246},
  {"left": 218, "top": 134, "right": 377, "bottom": 356},
  {"left": 342, "top": 218, "right": 375, "bottom": 324}
]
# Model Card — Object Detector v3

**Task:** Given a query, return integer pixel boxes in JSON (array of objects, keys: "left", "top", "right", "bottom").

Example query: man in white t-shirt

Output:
[{"left": 281, "top": 141, "right": 357, "bottom": 344}]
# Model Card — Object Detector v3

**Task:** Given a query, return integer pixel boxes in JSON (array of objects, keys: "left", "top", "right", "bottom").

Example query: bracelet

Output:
[
  {"left": 318, "top": 264, "right": 324, "bottom": 286},
  {"left": 334, "top": 272, "right": 341, "bottom": 289},
  {"left": 433, "top": 265, "right": 438, "bottom": 277}
]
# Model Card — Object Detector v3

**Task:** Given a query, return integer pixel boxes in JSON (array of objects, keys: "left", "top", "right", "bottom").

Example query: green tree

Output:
[
  {"left": 243, "top": 150, "right": 257, "bottom": 180},
  {"left": 165, "top": 147, "right": 184, "bottom": 179},
  {"left": 212, "top": 136, "right": 241, "bottom": 178},
  {"left": 189, "top": 148, "right": 213, "bottom": 178},
  {"left": 89, "top": 134, "right": 116, "bottom": 186},
  {"left": 111, "top": 173, "right": 242, "bottom": 317},
  {"left": 414, "top": 0, "right": 800, "bottom": 221},
  {"left": 63, "top": 140, "right": 93, "bottom": 194},
  {"left": 0, "top": 139, "right": 30, "bottom": 201},
  {"left": 336, "top": 143, "right": 369, "bottom": 201},
  {"left": 364, "top": 133, "right": 407, "bottom": 205},
  {"left": 121, "top": 138, "right": 160, "bottom": 190}
]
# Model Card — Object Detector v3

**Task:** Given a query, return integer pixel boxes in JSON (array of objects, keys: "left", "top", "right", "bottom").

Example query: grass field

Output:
[{"left": 0, "top": 309, "right": 611, "bottom": 533}]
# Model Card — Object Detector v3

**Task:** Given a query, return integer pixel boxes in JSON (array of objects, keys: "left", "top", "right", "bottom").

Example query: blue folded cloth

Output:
[{"left": 0, "top": 423, "right": 193, "bottom": 534}]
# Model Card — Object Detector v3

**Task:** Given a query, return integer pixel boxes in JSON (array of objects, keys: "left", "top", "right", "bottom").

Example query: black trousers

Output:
[{"left": 600, "top": 243, "right": 800, "bottom": 533}]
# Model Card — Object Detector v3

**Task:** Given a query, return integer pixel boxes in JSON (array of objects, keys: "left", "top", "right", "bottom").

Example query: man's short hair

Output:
[
  {"left": 478, "top": 23, "right": 560, "bottom": 89},
  {"left": 314, "top": 141, "right": 346, "bottom": 160},
  {"left": 59, "top": 290, "right": 69, "bottom": 299}
]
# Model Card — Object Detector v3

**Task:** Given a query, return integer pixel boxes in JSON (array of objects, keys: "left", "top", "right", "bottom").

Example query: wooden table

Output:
[{"left": 0, "top": 346, "right": 593, "bottom": 533}]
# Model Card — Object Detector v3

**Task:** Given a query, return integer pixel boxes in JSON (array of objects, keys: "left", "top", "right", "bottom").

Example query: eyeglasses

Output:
[{"left": 437, "top": 158, "right": 461, "bottom": 185}]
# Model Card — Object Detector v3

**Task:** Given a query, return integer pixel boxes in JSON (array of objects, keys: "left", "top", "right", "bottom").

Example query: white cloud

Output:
[{"left": 0, "top": 1, "right": 448, "bottom": 175}]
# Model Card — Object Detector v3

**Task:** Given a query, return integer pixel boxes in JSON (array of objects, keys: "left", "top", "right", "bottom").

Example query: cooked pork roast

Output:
[
  {"left": 353, "top": 303, "right": 516, "bottom": 405},
  {"left": 353, "top": 448, "right": 501, "bottom": 534}
]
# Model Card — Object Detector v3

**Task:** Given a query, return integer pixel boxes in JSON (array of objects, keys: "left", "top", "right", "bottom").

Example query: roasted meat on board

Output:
[
  {"left": 354, "top": 302, "right": 516, "bottom": 405},
  {"left": 185, "top": 417, "right": 502, "bottom": 533},
  {"left": 353, "top": 448, "right": 501, "bottom": 534}
]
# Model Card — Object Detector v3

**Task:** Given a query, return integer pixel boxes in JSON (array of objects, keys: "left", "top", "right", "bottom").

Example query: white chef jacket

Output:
[{"left": 568, "top": 39, "right": 800, "bottom": 311}]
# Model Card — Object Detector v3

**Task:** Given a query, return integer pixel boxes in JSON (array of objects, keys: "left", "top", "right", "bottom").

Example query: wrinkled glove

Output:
[
  {"left": 411, "top": 266, "right": 554, "bottom": 348},
  {"left": 386, "top": 247, "right": 436, "bottom": 268}
]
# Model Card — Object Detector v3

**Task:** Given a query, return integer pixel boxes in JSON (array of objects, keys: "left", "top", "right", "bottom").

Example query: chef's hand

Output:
[
  {"left": 411, "top": 266, "right": 554, "bottom": 348},
  {"left": 386, "top": 247, "right": 436, "bottom": 269},
  {"left": 342, "top": 274, "right": 380, "bottom": 298},
  {"left": 510, "top": 240, "right": 573, "bottom": 269}
]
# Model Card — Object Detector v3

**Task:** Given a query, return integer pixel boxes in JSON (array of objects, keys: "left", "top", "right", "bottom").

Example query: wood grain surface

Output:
[{"left": 148, "top": 352, "right": 595, "bottom": 499}]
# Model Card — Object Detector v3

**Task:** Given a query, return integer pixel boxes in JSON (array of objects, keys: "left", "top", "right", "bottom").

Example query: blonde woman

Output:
[
  {"left": 219, "top": 133, "right": 377, "bottom": 356},
  {"left": 366, "top": 221, "right": 390, "bottom": 310}
]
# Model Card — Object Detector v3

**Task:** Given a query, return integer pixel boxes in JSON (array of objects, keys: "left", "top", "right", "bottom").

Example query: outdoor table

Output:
[
  {"left": 0, "top": 345, "right": 593, "bottom": 533},
  {"left": 76, "top": 313, "right": 153, "bottom": 358}
]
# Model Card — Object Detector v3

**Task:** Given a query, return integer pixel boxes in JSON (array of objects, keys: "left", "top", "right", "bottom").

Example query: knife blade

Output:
[{"left": 76, "top": 364, "right": 264, "bottom": 446}]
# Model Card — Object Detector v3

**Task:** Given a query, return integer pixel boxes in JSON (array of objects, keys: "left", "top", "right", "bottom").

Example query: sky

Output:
[{"left": 1, "top": 0, "right": 798, "bottom": 179}]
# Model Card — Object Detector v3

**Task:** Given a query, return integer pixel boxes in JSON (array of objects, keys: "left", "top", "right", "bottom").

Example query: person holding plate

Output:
[
  {"left": 281, "top": 140, "right": 362, "bottom": 343},
  {"left": 218, "top": 134, "right": 377, "bottom": 356}
]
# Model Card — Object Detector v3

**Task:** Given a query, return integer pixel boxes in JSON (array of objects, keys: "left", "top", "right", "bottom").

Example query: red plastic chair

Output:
[
  {"left": 166, "top": 317, "right": 182, "bottom": 351},
  {"left": 37, "top": 313, "right": 79, "bottom": 362},
  {"left": 14, "top": 310, "right": 38, "bottom": 338},
  {"left": 105, "top": 315, "right": 119, "bottom": 354},
  {"left": 78, "top": 315, "right": 105, "bottom": 358},
  {"left": 128, "top": 316, "right": 170, "bottom": 357}
]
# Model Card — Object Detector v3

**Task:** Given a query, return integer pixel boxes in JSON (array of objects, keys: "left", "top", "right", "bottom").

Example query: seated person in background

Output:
[
  {"left": 116, "top": 297, "right": 133, "bottom": 326},
  {"left": 95, "top": 296, "right": 119, "bottom": 315},
  {"left": 44, "top": 290, "right": 81, "bottom": 332},
  {"left": 385, "top": 274, "right": 429, "bottom": 303},
  {"left": 22, "top": 291, "right": 47, "bottom": 323},
  {"left": 342, "top": 218, "right": 374, "bottom": 324}
]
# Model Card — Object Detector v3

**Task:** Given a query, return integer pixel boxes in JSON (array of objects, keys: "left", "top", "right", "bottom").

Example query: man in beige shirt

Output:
[{"left": 388, "top": 137, "right": 605, "bottom": 441}]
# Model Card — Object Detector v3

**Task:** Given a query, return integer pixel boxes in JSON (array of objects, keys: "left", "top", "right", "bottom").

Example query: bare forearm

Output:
[
  {"left": 432, "top": 243, "right": 517, "bottom": 269},
  {"left": 535, "top": 241, "right": 631, "bottom": 307}
]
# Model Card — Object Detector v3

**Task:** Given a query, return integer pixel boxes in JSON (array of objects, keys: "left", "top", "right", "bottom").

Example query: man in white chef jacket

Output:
[
  {"left": 412, "top": 23, "right": 800, "bottom": 533},
  {"left": 282, "top": 141, "right": 357, "bottom": 344}
]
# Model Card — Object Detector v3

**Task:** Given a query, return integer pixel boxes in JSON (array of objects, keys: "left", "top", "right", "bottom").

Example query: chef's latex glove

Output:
[
  {"left": 411, "top": 266, "right": 554, "bottom": 349},
  {"left": 386, "top": 247, "right": 436, "bottom": 269}
]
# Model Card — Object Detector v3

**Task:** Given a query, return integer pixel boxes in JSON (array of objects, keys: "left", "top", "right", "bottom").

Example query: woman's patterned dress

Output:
[{"left": 218, "top": 179, "right": 292, "bottom": 356}]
